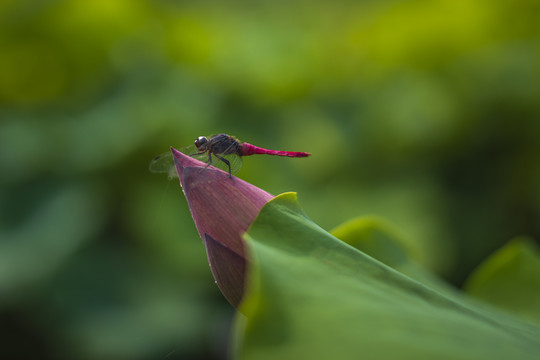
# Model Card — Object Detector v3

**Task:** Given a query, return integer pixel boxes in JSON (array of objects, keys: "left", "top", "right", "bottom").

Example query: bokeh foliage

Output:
[{"left": 1, "top": 0, "right": 539, "bottom": 359}]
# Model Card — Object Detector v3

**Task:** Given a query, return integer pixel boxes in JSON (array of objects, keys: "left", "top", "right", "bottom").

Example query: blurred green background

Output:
[{"left": 1, "top": 0, "right": 539, "bottom": 359}]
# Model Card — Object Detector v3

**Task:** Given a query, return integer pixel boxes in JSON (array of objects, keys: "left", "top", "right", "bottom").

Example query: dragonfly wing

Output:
[
  {"left": 149, "top": 144, "right": 199, "bottom": 179},
  {"left": 179, "top": 143, "right": 243, "bottom": 175},
  {"left": 150, "top": 143, "right": 243, "bottom": 178},
  {"left": 149, "top": 152, "right": 174, "bottom": 174},
  {"left": 190, "top": 152, "right": 241, "bottom": 175},
  {"left": 228, "top": 153, "right": 243, "bottom": 174},
  {"left": 148, "top": 152, "right": 179, "bottom": 179}
]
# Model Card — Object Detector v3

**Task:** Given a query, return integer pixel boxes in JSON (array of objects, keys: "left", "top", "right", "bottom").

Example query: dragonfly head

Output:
[{"left": 195, "top": 136, "right": 209, "bottom": 151}]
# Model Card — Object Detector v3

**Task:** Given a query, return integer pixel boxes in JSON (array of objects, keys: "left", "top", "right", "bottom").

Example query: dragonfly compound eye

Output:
[{"left": 195, "top": 136, "right": 208, "bottom": 150}]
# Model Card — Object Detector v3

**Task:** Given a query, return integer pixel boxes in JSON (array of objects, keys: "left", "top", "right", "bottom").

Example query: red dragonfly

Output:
[{"left": 149, "top": 133, "right": 311, "bottom": 178}]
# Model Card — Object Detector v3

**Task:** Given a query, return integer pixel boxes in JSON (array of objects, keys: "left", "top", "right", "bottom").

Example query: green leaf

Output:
[
  {"left": 233, "top": 193, "right": 540, "bottom": 360},
  {"left": 464, "top": 237, "right": 540, "bottom": 325},
  {"left": 330, "top": 216, "right": 457, "bottom": 296},
  {"left": 330, "top": 216, "right": 412, "bottom": 267}
]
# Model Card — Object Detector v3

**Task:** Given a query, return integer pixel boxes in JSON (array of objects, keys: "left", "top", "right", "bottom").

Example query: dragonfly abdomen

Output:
[{"left": 241, "top": 143, "right": 311, "bottom": 157}]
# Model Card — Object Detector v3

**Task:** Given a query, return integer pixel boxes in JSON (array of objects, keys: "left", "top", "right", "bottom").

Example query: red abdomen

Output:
[{"left": 241, "top": 143, "right": 311, "bottom": 157}]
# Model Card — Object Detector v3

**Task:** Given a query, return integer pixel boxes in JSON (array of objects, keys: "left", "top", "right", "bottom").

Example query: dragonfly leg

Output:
[
  {"left": 188, "top": 151, "right": 211, "bottom": 169},
  {"left": 204, "top": 153, "right": 213, "bottom": 168},
  {"left": 214, "top": 154, "right": 232, "bottom": 177},
  {"left": 188, "top": 151, "right": 206, "bottom": 157}
]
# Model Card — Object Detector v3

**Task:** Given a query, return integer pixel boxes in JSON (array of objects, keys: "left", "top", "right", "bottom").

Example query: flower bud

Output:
[{"left": 171, "top": 147, "right": 274, "bottom": 306}]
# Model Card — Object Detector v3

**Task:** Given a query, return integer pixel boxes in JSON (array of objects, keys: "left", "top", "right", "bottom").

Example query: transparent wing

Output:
[
  {"left": 148, "top": 151, "right": 177, "bottom": 179},
  {"left": 206, "top": 152, "right": 242, "bottom": 175},
  {"left": 229, "top": 153, "right": 243, "bottom": 174},
  {"left": 187, "top": 146, "right": 243, "bottom": 175},
  {"left": 149, "top": 144, "right": 243, "bottom": 178}
]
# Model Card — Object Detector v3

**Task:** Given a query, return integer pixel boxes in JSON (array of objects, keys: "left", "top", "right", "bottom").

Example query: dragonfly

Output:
[{"left": 149, "top": 133, "right": 311, "bottom": 178}]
